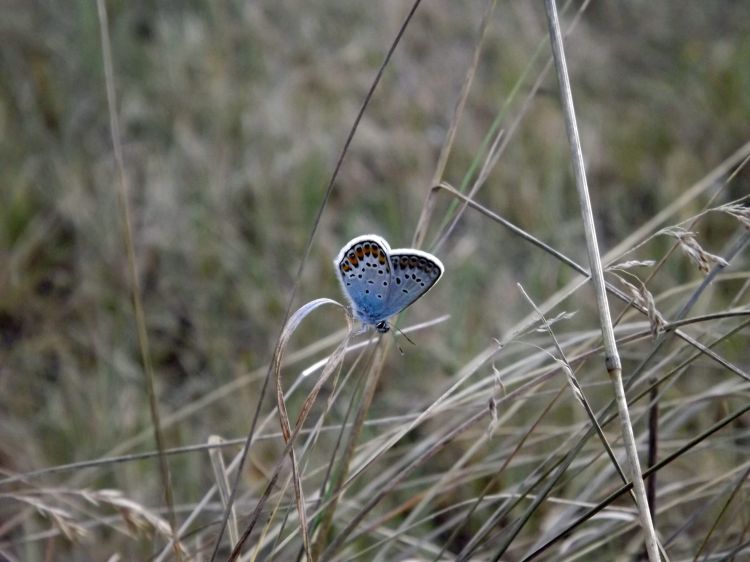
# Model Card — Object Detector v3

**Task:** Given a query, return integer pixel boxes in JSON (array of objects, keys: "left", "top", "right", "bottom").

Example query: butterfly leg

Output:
[{"left": 351, "top": 323, "right": 370, "bottom": 336}]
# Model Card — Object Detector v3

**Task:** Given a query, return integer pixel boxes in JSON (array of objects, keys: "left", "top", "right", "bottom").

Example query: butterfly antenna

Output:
[
  {"left": 386, "top": 327, "right": 413, "bottom": 355},
  {"left": 396, "top": 326, "right": 416, "bottom": 347}
]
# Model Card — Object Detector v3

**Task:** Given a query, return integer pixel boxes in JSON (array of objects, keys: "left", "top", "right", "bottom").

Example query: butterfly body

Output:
[{"left": 334, "top": 235, "right": 444, "bottom": 332}]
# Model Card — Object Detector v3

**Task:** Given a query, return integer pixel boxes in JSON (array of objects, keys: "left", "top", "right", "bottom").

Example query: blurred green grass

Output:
[{"left": 1, "top": 1, "right": 749, "bottom": 559}]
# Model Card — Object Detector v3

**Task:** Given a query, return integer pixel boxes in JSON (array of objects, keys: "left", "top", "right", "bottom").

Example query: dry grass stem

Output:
[
  {"left": 544, "top": 0, "right": 660, "bottom": 559},
  {"left": 95, "top": 0, "right": 181, "bottom": 557}
]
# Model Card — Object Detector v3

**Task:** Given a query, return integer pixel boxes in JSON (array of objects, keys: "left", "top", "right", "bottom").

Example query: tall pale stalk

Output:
[{"left": 543, "top": 1, "right": 661, "bottom": 560}]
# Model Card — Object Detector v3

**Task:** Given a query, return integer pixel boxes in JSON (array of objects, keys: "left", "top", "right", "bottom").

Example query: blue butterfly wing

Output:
[
  {"left": 379, "top": 249, "right": 444, "bottom": 318},
  {"left": 334, "top": 235, "right": 393, "bottom": 324}
]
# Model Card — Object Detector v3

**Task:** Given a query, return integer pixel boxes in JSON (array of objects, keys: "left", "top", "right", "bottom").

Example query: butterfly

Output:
[{"left": 334, "top": 234, "right": 444, "bottom": 333}]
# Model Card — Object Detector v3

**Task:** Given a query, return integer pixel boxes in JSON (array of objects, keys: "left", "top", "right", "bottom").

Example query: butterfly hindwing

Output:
[
  {"left": 334, "top": 235, "right": 393, "bottom": 324},
  {"left": 379, "top": 249, "right": 444, "bottom": 319}
]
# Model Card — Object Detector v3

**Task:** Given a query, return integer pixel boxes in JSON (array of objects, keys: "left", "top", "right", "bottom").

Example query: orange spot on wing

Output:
[
  {"left": 356, "top": 247, "right": 364, "bottom": 258},
  {"left": 363, "top": 244, "right": 371, "bottom": 255},
  {"left": 378, "top": 254, "right": 386, "bottom": 264},
  {"left": 349, "top": 253, "right": 359, "bottom": 266}
]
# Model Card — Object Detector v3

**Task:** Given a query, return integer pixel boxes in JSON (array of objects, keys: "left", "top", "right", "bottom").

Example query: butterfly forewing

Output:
[
  {"left": 335, "top": 235, "right": 393, "bottom": 323},
  {"left": 380, "top": 250, "right": 444, "bottom": 319}
]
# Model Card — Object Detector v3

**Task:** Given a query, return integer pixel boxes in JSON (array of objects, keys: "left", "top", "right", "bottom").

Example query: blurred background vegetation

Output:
[{"left": 1, "top": 0, "right": 749, "bottom": 559}]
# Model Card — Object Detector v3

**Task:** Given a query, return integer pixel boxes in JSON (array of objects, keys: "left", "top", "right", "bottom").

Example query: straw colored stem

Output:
[
  {"left": 543, "top": 1, "right": 661, "bottom": 560},
  {"left": 311, "top": 339, "right": 389, "bottom": 559}
]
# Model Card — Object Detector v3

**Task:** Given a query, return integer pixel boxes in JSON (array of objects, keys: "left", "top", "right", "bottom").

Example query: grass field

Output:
[{"left": 1, "top": 1, "right": 749, "bottom": 560}]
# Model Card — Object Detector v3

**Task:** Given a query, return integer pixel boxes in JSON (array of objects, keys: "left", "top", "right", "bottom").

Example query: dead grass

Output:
[{"left": 1, "top": 1, "right": 749, "bottom": 560}]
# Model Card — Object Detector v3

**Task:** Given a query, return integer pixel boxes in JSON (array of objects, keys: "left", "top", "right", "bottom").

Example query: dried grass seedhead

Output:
[
  {"left": 486, "top": 397, "right": 498, "bottom": 439},
  {"left": 611, "top": 274, "right": 666, "bottom": 339},
  {"left": 6, "top": 487, "right": 185, "bottom": 552},
  {"left": 659, "top": 226, "right": 728, "bottom": 274},
  {"left": 532, "top": 310, "right": 576, "bottom": 333},
  {"left": 607, "top": 259, "right": 657, "bottom": 270},
  {"left": 716, "top": 203, "right": 750, "bottom": 230},
  {"left": 86, "top": 489, "right": 182, "bottom": 547},
  {"left": 14, "top": 494, "right": 88, "bottom": 543},
  {"left": 606, "top": 260, "right": 666, "bottom": 338},
  {"left": 491, "top": 361, "right": 506, "bottom": 397}
]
